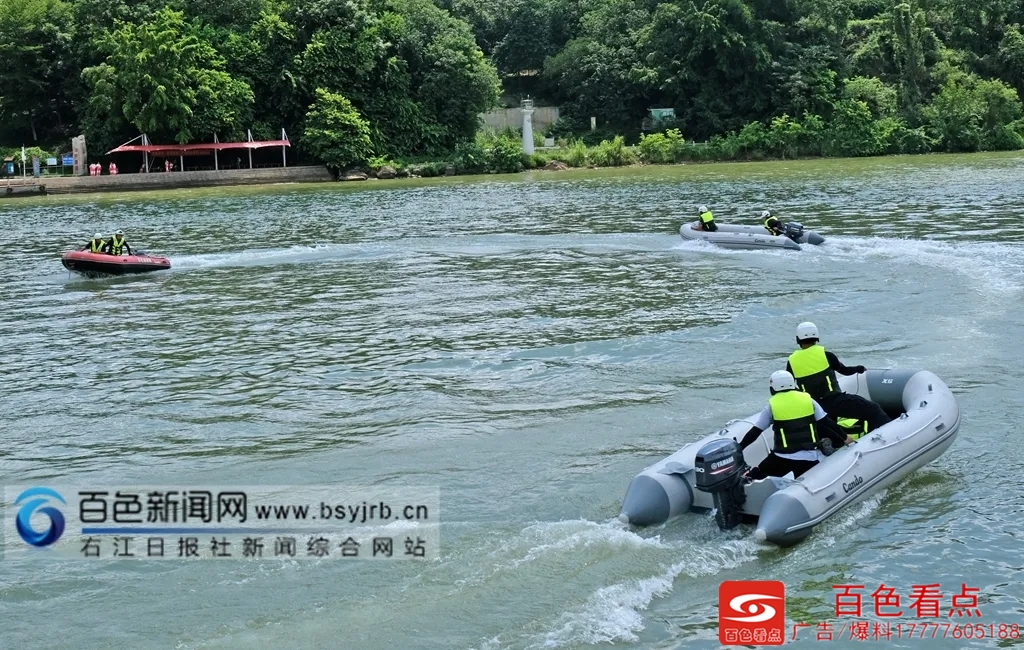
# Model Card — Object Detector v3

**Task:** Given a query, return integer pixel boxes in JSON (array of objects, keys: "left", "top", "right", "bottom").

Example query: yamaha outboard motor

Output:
[
  {"left": 782, "top": 221, "right": 805, "bottom": 242},
  {"left": 694, "top": 438, "right": 748, "bottom": 530}
]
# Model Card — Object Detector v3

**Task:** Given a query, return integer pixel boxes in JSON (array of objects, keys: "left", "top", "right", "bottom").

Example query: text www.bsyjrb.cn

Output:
[{"left": 254, "top": 502, "right": 431, "bottom": 523}]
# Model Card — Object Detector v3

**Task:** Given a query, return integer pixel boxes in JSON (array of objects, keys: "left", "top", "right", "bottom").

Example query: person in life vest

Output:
[
  {"left": 104, "top": 229, "right": 131, "bottom": 256},
  {"left": 785, "top": 322, "right": 892, "bottom": 432},
  {"left": 762, "top": 210, "right": 783, "bottom": 236},
  {"left": 738, "top": 370, "right": 853, "bottom": 480},
  {"left": 83, "top": 233, "right": 107, "bottom": 253},
  {"left": 696, "top": 204, "right": 717, "bottom": 232}
]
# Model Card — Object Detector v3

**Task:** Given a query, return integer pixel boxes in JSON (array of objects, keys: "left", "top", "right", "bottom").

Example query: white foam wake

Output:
[{"left": 528, "top": 538, "right": 761, "bottom": 648}]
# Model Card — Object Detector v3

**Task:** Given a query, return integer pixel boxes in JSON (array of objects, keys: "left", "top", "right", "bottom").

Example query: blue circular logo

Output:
[{"left": 15, "top": 487, "right": 67, "bottom": 547}]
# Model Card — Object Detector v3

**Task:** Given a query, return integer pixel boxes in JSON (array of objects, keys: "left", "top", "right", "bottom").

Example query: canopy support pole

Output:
[{"left": 281, "top": 128, "right": 288, "bottom": 168}]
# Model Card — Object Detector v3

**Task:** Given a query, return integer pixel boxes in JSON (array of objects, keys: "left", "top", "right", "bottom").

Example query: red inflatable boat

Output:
[{"left": 61, "top": 250, "right": 171, "bottom": 276}]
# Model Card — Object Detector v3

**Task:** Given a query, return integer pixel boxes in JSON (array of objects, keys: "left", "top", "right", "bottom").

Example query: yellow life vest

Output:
[
  {"left": 769, "top": 390, "right": 818, "bottom": 453},
  {"left": 837, "top": 417, "right": 868, "bottom": 440},
  {"left": 788, "top": 344, "right": 840, "bottom": 399}
]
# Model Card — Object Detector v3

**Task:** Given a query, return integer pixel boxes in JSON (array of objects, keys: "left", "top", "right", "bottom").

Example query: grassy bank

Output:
[
  {"left": 357, "top": 93, "right": 1024, "bottom": 179},
  {"left": 358, "top": 127, "right": 1024, "bottom": 179},
  {"left": 6, "top": 150, "right": 1021, "bottom": 209}
]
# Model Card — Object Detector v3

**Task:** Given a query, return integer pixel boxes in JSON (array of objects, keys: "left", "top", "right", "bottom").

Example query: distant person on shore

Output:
[
  {"left": 762, "top": 210, "right": 783, "bottom": 236},
  {"left": 104, "top": 230, "right": 131, "bottom": 256},
  {"left": 697, "top": 205, "right": 717, "bottom": 231},
  {"left": 83, "top": 233, "right": 106, "bottom": 253}
]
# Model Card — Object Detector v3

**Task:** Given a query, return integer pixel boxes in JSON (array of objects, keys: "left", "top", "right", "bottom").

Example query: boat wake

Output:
[
  {"left": 469, "top": 488, "right": 885, "bottom": 650},
  {"left": 673, "top": 233, "right": 1024, "bottom": 295},
  {"left": 162, "top": 234, "right": 676, "bottom": 272}
]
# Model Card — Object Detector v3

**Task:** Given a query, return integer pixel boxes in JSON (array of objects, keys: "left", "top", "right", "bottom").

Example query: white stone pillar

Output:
[{"left": 521, "top": 99, "right": 535, "bottom": 155}]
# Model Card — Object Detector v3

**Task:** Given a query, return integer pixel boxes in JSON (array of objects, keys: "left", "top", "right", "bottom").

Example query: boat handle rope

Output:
[
  {"left": 800, "top": 451, "right": 863, "bottom": 494},
  {"left": 859, "top": 413, "right": 940, "bottom": 454},
  {"left": 797, "top": 412, "right": 941, "bottom": 495}
]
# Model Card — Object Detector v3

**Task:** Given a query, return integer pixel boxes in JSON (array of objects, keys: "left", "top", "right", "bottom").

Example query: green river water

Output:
[{"left": 1, "top": 153, "right": 1023, "bottom": 649}]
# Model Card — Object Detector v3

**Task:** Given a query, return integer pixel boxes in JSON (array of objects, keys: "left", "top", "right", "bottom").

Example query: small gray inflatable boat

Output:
[
  {"left": 679, "top": 221, "right": 826, "bottom": 251},
  {"left": 618, "top": 368, "right": 960, "bottom": 547}
]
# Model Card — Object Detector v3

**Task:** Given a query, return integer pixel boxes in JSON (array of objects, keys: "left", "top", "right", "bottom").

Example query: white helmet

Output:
[
  {"left": 115, "top": 229, "right": 123, "bottom": 235},
  {"left": 761, "top": 210, "right": 771, "bottom": 218},
  {"left": 698, "top": 205, "right": 708, "bottom": 213},
  {"left": 796, "top": 321, "right": 819, "bottom": 341},
  {"left": 770, "top": 370, "right": 798, "bottom": 393},
  {"left": 94, "top": 233, "right": 103, "bottom": 239}
]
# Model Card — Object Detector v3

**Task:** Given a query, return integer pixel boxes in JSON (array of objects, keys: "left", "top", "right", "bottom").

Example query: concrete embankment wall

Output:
[
  {"left": 479, "top": 107, "right": 561, "bottom": 134},
  {"left": 9, "top": 166, "right": 334, "bottom": 196}
]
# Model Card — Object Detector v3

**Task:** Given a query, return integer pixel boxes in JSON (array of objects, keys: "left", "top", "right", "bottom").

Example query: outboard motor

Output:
[
  {"left": 694, "top": 438, "right": 748, "bottom": 530},
  {"left": 782, "top": 221, "right": 805, "bottom": 242}
]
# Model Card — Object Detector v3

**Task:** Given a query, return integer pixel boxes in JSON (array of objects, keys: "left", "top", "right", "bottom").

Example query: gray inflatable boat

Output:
[
  {"left": 618, "top": 368, "right": 960, "bottom": 547},
  {"left": 679, "top": 220, "right": 826, "bottom": 251}
]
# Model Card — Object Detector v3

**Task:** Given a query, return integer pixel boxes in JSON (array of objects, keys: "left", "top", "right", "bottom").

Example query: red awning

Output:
[{"left": 107, "top": 140, "right": 290, "bottom": 155}]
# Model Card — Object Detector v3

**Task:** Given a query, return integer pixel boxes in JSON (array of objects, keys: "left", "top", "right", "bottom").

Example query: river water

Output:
[{"left": 1, "top": 153, "right": 1022, "bottom": 649}]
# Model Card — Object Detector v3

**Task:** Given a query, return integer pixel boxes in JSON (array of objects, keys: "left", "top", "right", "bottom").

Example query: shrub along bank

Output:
[{"left": 352, "top": 73, "right": 1024, "bottom": 179}]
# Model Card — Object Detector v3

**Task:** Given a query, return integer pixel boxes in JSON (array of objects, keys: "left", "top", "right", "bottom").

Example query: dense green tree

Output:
[
  {"left": 924, "top": 72, "right": 1023, "bottom": 151},
  {"left": 997, "top": 25, "right": 1024, "bottom": 99},
  {"left": 640, "top": 0, "right": 777, "bottom": 138},
  {"left": 384, "top": 0, "right": 500, "bottom": 149},
  {"left": 842, "top": 76, "right": 898, "bottom": 118},
  {"left": 81, "top": 7, "right": 254, "bottom": 149},
  {"left": 436, "top": 0, "right": 500, "bottom": 54},
  {"left": 0, "top": 0, "right": 75, "bottom": 143},
  {"left": 542, "top": 0, "right": 654, "bottom": 129},
  {"left": 221, "top": 8, "right": 302, "bottom": 140},
  {"left": 299, "top": 0, "right": 499, "bottom": 156},
  {"left": 301, "top": 88, "right": 374, "bottom": 169},
  {"left": 178, "top": 0, "right": 266, "bottom": 30},
  {"left": 4, "top": 0, "right": 1024, "bottom": 162}
]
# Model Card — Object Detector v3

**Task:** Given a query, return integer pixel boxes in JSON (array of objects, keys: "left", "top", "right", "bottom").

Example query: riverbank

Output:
[
  {"left": 1, "top": 165, "right": 333, "bottom": 197},
  {"left": 3, "top": 148, "right": 1022, "bottom": 204}
]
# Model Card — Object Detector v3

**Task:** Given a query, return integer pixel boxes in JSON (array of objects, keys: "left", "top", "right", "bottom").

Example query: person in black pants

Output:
[
  {"left": 786, "top": 322, "right": 892, "bottom": 432},
  {"left": 738, "top": 370, "right": 853, "bottom": 481}
]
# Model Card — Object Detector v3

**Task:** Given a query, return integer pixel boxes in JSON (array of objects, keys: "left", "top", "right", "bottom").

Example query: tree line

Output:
[{"left": 2, "top": 0, "right": 1023, "bottom": 170}]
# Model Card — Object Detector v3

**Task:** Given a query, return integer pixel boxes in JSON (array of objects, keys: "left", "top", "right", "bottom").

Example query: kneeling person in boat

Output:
[
  {"left": 739, "top": 370, "right": 853, "bottom": 481},
  {"left": 786, "top": 321, "right": 892, "bottom": 432},
  {"left": 697, "top": 205, "right": 717, "bottom": 232},
  {"left": 762, "top": 210, "right": 783, "bottom": 236},
  {"left": 83, "top": 233, "right": 107, "bottom": 253},
  {"left": 104, "top": 229, "right": 131, "bottom": 256}
]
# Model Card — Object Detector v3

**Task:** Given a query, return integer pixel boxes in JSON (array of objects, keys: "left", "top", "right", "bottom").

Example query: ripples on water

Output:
[{"left": 1, "top": 153, "right": 1023, "bottom": 649}]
